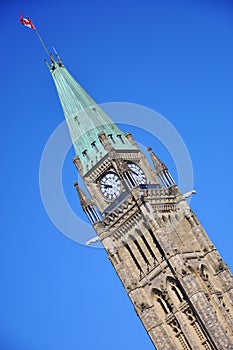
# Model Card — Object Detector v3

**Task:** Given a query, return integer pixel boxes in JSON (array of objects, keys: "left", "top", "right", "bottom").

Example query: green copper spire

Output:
[{"left": 47, "top": 55, "right": 137, "bottom": 175}]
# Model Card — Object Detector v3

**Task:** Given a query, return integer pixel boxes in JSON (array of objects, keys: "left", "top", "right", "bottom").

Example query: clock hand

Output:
[{"left": 103, "top": 184, "right": 113, "bottom": 188}]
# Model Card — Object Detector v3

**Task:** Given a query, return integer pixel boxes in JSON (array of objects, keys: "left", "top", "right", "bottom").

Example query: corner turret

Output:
[
  {"left": 74, "top": 182, "right": 100, "bottom": 224},
  {"left": 147, "top": 146, "right": 175, "bottom": 188}
]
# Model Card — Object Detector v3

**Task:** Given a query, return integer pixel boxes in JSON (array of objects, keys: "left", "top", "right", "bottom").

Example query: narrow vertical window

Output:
[
  {"left": 136, "top": 229, "right": 157, "bottom": 264},
  {"left": 148, "top": 228, "right": 165, "bottom": 259},
  {"left": 132, "top": 237, "right": 150, "bottom": 269},
  {"left": 107, "top": 134, "right": 116, "bottom": 143},
  {"left": 82, "top": 150, "right": 89, "bottom": 160},
  {"left": 91, "top": 141, "right": 99, "bottom": 152},
  {"left": 117, "top": 134, "right": 125, "bottom": 144},
  {"left": 124, "top": 242, "right": 142, "bottom": 273}
]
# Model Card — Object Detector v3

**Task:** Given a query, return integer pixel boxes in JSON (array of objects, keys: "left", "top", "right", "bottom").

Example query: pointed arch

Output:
[
  {"left": 152, "top": 288, "right": 172, "bottom": 316},
  {"left": 199, "top": 264, "right": 210, "bottom": 280},
  {"left": 199, "top": 264, "right": 214, "bottom": 292},
  {"left": 166, "top": 276, "right": 185, "bottom": 305}
]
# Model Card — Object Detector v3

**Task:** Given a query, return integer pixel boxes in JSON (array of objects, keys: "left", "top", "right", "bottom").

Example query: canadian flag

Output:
[{"left": 20, "top": 14, "right": 36, "bottom": 30}]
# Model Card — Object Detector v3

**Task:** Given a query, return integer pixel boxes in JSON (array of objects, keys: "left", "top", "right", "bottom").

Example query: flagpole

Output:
[
  {"left": 35, "top": 29, "right": 51, "bottom": 58},
  {"left": 20, "top": 14, "right": 54, "bottom": 62}
]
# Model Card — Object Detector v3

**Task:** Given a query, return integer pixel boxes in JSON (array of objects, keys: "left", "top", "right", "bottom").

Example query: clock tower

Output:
[{"left": 47, "top": 53, "right": 233, "bottom": 350}]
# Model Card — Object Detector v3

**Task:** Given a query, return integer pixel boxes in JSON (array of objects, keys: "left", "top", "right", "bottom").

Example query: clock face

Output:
[
  {"left": 100, "top": 172, "right": 122, "bottom": 201},
  {"left": 128, "top": 162, "right": 147, "bottom": 185}
]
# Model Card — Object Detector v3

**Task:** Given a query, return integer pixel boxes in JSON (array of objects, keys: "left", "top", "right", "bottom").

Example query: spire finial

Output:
[
  {"left": 74, "top": 182, "right": 92, "bottom": 209},
  {"left": 74, "top": 182, "right": 100, "bottom": 224},
  {"left": 52, "top": 47, "right": 63, "bottom": 66},
  {"left": 147, "top": 146, "right": 167, "bottom": 172},
  {"left": 147, "top": 147, "right": 175, "bottom": 187}
]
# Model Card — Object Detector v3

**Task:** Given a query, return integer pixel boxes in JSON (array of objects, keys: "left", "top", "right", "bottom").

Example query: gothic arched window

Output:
[
  {"left": 152, "top": 289, "right": 172, "bottom": 316},
  {"left": 167, "top": 277, "right": 185, "bottom": 305}
]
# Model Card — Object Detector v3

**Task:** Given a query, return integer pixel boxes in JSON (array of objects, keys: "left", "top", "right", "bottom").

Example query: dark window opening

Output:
[
  {"left": 172, "top": 285, "right": 183, "bottom": 303},
  {"left": 141, "top": 235, "right": 158, "bottom": 264},
  {"left": 136, "top": 230, "right": 158, "bottom": 264},
  {"left": 148, "top": 228, "right": 165, "bottom": 258},
  {"left": 82, "top": 150, "right": 89, "bottom": 159},
  {"left": 91, "top": 141, "right": 99, "bottom": 152},
  {"left": 107, "top": 134, "right": 116, "bottom": 143},
  {"left": 133, "top": 238, "right": 150, "bottom": 268},
  {"left": 124, "top": 243, "right": 142, "bottom": 272},
  {"left": 117, "top": 134, "right": 125, "bottom": 144},
  {"left": 158, "top": 298, "right": 169, "bottom": 314}
]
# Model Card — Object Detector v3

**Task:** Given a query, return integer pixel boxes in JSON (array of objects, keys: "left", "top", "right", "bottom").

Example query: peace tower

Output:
[{"left": 46, "top": 53, "right": 233, "bottom": 350}]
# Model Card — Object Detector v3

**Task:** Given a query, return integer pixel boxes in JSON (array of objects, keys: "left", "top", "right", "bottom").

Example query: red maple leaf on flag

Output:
[{"left": 20, "top": 14, "right": 36, "bottom": 30}]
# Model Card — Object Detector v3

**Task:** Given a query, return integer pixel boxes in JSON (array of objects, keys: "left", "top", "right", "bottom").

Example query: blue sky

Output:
[{"left": 1, "top": 1, "right": 233, "bottom": 349}]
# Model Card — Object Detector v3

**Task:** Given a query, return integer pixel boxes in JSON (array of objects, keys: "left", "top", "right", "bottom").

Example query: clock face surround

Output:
[
  {"left": 100, "top": 171, "right": 122, "bottom": 201},
  {"left": 127, "top": 162, "right": 147, "bottom": 185}
]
